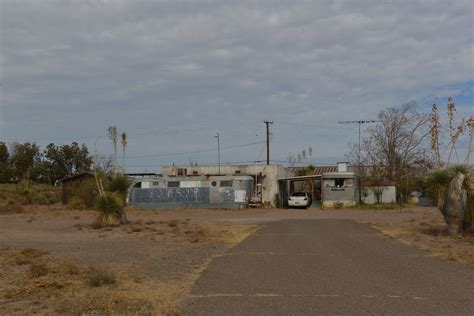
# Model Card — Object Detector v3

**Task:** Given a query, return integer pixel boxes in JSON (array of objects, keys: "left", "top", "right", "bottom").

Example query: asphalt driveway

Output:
[{"left": 184, "top": 219, "right": 474, "bottom": 315}]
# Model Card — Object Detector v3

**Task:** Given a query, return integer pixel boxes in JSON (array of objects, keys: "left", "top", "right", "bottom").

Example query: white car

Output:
[{"left": 288, "top": 192, "right": 312, "bottom": 208}]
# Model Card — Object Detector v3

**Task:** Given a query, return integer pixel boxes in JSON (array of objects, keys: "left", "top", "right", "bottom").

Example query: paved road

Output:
[{"left": 184, "top": 220, "right": 474, "bottom": 315}]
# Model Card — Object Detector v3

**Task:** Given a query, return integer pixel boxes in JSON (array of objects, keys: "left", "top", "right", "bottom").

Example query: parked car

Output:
[{"left": 288, "top": 192, "right": 312, "bottom": 208}]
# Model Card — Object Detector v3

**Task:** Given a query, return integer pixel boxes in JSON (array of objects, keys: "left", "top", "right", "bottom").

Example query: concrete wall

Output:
[
  {"left": 162, "top": 164, "right": 291, "bottom": 206},
  {"left": 362, "top": 186, "right": 397, "bottom": 204},
  {"left": 322, "top": 187, "right": 357, "bottom": 208}
]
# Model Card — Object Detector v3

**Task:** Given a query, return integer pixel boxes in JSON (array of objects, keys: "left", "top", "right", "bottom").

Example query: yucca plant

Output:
[
  {"left": 425, "top": 165, "right": 473, "bottom": 234},
  {"left": 108, "top": 174, "right": 132, "bottom": 203},
  {"left": 95, "top": 192, "right": 122, "bottom": 225}
]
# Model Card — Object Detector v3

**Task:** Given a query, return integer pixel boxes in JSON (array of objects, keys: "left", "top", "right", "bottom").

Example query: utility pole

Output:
[
  {"left": 338, "top": 120, "right": 381, "bottom": 204},
  {"left": 264, "top": 121, "right": 273, "bottom": 165},
  {"left": 214, "top": 133, "right": 220, "bottom": 175}
]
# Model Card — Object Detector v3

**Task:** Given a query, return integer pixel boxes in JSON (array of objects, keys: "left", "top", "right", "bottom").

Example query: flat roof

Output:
[{"left": 322, "top": 172, "right": 356, "bottom": 178}]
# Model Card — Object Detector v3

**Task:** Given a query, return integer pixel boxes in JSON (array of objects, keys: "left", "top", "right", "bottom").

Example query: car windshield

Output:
[{"left": 292, "top": 192, "right": 307, "bottom": 197}]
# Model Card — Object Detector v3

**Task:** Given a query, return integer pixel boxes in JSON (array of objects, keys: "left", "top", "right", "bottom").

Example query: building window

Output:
[
  {"left": 220, "top": 180, "right": 233, "bottom": 187},
  {"left": 177, "top": 168, "right": 187, "bottom": 176},
  {"left": 335, "top": 179, "right": 345, "bottom": 188},
  {"left": 153, "top": 182, "right": 159, "bottom": 186},
  {"left": 324, "top": 179, "right": 335, "bottom": 188},
  {"left": 235, "top": 170, "right": 241, "bottom": 174},
  {"left": 167, "top": 181, "right": 180, "bottom": 188},
  {"left": 192, "top": 171, "right": 199, "bottom": 175}
]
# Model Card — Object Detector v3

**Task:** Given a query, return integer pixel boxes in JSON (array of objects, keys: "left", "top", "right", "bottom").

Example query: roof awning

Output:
[{"left": 278, "top": 175, "right": 322, "bottom": 181}]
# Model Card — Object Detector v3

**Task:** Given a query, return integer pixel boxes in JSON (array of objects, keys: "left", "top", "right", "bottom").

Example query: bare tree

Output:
[{"left": 355, "top": 102, "right": 431, "bottom": 196}]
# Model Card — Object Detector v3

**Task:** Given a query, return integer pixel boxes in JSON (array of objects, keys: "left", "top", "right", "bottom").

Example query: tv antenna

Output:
[{"left": 338, "top": 120, "right": 382, "bottom": 203}]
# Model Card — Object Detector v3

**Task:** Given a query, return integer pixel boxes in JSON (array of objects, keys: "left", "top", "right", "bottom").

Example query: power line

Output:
[{"left": 126, "top": 141, "right": 265, "bottom": 159}]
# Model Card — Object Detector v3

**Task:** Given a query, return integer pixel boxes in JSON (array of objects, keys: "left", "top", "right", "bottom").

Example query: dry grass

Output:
[
  {"left": 0, "top": 247, "right": 184, "bottom": 315},
  {"left": 0, "top": 220, "right": 255, "bottom": 315},
  {"left": 86, "top": 268, "right": 117, "bottom": 287},
  {"left": 374, "top": 221, "right": 474, "bottom": 265}
]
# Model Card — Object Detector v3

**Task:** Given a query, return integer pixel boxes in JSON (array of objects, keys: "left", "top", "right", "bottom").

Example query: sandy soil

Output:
[{"left": 1, "top": 204, "right": 472, "bottom": 314}]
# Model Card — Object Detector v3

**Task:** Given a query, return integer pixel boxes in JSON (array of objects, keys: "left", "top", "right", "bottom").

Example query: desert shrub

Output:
[
  {"left": 424, "top": 165, "right": 474, "bottom": 233},
  {"left": 167, "top": 220, "right": 179, "bottom": 228},
  {"left": 68, "top": 196, "right": 86, "bottom": 210},
  {"left": 27, "top": 191, "right": 58, "bottom": 205},
  {"left": 29, "top": 263, "right": 49, "bottom": 277},
  {"left": 108, "top": 175, "right": 132, "bottom": 202},
  {"left": 0, "top": 183, "right": 60, "bottom": 205},
  {"left": 96, "top": 192, "right": 122, "bottom": 225},
  {"left": 86, "top": 268, "right": 117, "bottom": 287}
]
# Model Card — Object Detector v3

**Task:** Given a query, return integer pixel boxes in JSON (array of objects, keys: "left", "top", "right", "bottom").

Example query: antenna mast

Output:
[{"left": 338, "top": 119, "right": 381, "bottom": 203}]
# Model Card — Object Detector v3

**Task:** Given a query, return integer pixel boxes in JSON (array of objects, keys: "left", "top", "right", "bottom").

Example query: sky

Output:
[{"left": 1, "top": 0, "right": 473, "bottom": 173}]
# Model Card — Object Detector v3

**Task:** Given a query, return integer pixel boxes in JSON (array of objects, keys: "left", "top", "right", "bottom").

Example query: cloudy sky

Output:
[{"left": 1, "top": 0, "right": 472, "bottom": 172}]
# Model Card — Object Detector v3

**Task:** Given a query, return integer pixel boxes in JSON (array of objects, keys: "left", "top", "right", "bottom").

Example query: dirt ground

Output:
[{"left": 1, "top": 204, "right": 473, "bottom": 314}]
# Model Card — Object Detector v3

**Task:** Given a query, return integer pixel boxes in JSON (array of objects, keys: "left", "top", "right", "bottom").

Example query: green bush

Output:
[
  {"left": 0, "top": 183, "right": 60, "bottom": 205},
  {"left": 424, "top": 165, "right": 473, "bottom": 231},
  {"left": 96, "top": 193, "right": 121, "bottom": 215},
  {"left": 108, "top": 175, "right": 132, "bottom": 202}
]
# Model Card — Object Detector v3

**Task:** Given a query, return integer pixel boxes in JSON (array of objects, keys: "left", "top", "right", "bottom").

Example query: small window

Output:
[
  {"left": 220, "top": 180, "right": 233, "bottom": 187},
  {"left": 177, "top": 168, "right": 187, "bottom": 176},
  {"left": 167, "top": 181, "right": 180, "bottom": 188},
  {"left": 335, "top": 179, "right": 345, "bottom": 187},
  {"left": 324, "top": 179, "right": 335, "bottom": 188},
  {"left": 192, "top": 171, "right": 199, "bottom": 175},
  {"left": 211, "top": 181, "right": 217, "bottom": 187},
  {"left": 153, "top": 182, "right": 159, "bottom": 185},
  {"left": 235, "top": 170, "right": 241, "bottom": 174}
]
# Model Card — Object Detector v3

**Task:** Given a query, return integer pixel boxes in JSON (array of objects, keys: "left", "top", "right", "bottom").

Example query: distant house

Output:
[
  {"left": 321, "top": 163, "right": 359, "bottom": 208},
  {"left": 162, "top": 164, "right": 291, "bottom": 207},
  {"left": 361, "top": 180, "right": 397, "bottom": 204},
  {"left": 60, "top": 172, "right": 96, "bottom": 206}
]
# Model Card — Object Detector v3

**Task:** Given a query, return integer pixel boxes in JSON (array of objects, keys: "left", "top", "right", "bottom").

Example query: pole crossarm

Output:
[{"left": 337, "top": 119, "right": 381, "bottom": 204}]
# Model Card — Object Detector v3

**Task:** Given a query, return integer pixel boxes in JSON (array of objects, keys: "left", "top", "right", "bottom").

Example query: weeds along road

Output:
[{"left": 184, "top": 219, "right": 474, "bottom": 315}]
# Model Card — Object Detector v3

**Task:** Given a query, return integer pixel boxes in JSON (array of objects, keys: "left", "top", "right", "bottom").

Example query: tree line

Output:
[{"left": 0, "top": 141, "right": 92, "bottom": 189}]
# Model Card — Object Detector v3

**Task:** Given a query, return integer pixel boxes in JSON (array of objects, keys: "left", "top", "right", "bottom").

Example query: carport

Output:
[{"left": 278, "top": 175, "right": 322, "bottom": 208}]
